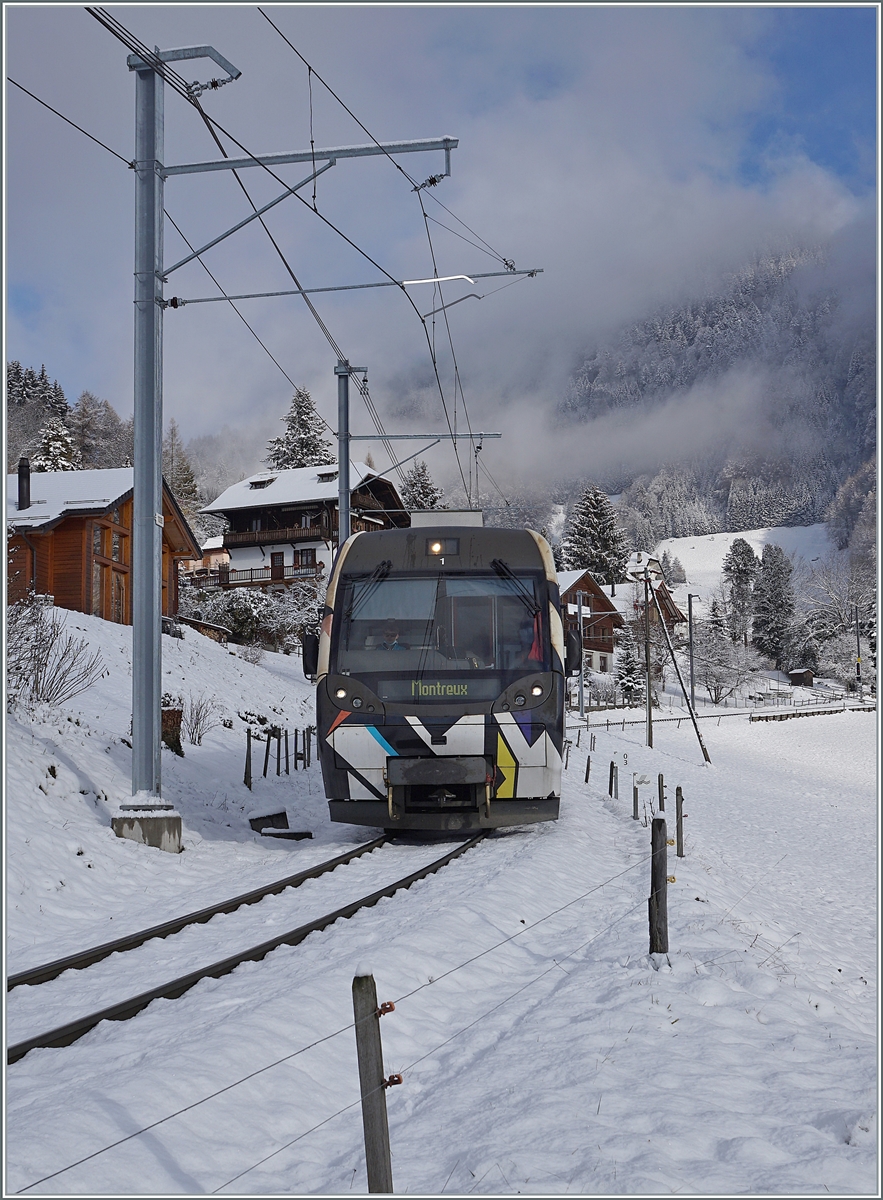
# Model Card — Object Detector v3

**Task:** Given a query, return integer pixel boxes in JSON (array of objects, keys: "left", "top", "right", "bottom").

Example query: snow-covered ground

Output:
[
  {"left": 656, "top": 523, "right": 833, "bottom": 618},
  {"left": 4, "top": 600, "right": 878, "bottom": 1195}
]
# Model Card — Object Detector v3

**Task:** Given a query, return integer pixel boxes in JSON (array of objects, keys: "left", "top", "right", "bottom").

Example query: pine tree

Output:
[
  {"left": 70, "top": 391, "right": 130, "bottom": 469},
  {"left": 752, "top": 543, "right": 795, "bottom": 669},
  {"left": 7, "top": 360, "right": 25, "bottom": 406},
  {"left": 265, "top": 387, "right": 335, "bottom": 469},
  {"left": 722, "top": 537, "right": 759, "bottom": 645},
  {"left": 560, "top": 485, "right": 629, "bottom": 582},
  {"left": 668, "top": 556, "right": 686, "bottom": 584},
  {"left": 401, "top": 460, "right": 444, "bottom": 510},
  {"left": 31, "top": 417, "right": 82, "bottom": 471},
  {"left": 162, "top": 418, "right": 200, "bottom": 518},
  {"left": 614, "top": 626, "right": 645, "bottom": 706}
]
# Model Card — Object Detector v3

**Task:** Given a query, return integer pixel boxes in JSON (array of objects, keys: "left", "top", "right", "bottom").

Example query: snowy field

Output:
[
  {"left": 4, "top": 606, "right": 879, "bottom": 1196},
  {"left": 656, "top": 523, "right": 833, "bottom": 618}
]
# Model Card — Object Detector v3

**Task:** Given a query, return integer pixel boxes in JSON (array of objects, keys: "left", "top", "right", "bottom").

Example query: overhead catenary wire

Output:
[
  {"left": 7, "top": 71, "right": 332, "bottom": 426},
  {"left": 87, "top": 6, "right": 469, "bottom": 487},
  {"left": 13, "top": 848, "right": 651, "bottom": 1194},
  {"left": 8, "top": 77, "right": 133, "bottom": 165},
  {"left": 256, "top": 4, "right": 518, "bottom": 498}
]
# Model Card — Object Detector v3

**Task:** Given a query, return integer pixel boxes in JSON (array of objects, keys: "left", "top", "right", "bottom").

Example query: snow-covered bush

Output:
[{"left": 182, "top": 691, "right": 224, "bottom": 745}]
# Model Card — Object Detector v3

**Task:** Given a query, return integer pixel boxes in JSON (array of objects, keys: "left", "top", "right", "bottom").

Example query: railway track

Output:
[{"left": 7, "top": 832, "right": 487, "bottom": 1065}]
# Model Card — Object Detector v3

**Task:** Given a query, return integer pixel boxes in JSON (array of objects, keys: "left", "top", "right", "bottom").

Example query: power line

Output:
[
  {"left": 87, "top": 7, "right": 453, "bottom": 475},
  {"left": 8, "top": 77, "right": 132, "bottom": 165}
]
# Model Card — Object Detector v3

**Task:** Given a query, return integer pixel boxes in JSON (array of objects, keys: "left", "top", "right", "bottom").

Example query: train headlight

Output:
[
  {"left": 514, "top": 693, "right": 526, "bottom": 707},
  {"left": 531, "top": 684, "right": 543, "bottom": 697},
  {"left": 352, "top": 696, "right": 363, "bottom": 709},
  {"left": 429, "top": 540, "right": 443, "bottom": 554},
  {"left": 335, "top": 688, "right": 347, "bottom": 699}
]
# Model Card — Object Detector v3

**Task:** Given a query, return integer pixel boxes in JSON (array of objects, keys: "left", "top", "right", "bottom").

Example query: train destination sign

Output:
[{"left": 378, "top": 678, "right": 499, "bottom": 702}]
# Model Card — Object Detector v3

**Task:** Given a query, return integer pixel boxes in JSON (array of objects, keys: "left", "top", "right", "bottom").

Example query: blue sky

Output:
[
  {"left": 4, "top": 5, "right": 878, "bottom": 482},
  {"left": 744, "top": 6, "right": 877, "bottom": 188}
]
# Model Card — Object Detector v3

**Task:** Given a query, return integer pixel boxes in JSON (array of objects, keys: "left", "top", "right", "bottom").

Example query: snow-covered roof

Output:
[
  {"left": 597, "top": 582, "right": 637, "bottom": 618},
  {"left": 557, "top": 569, "right": 594, "bottom": 596},
  {"left": 626, "top": 550, "right": 663, "bottom": 579},
  {"left": 200, "top": 535, "right": 226, "bottom": 552},
  {"left": 201, "top": 462, "right": 384, "bottom": 515},
  {"left": 7, "top": 467, "right": 134, "bottom": 529}
]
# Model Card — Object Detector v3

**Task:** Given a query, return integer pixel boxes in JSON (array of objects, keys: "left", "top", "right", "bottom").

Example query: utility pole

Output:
[
  {"left": 129, "top": 46, "right": 167, "bottom": 804},
  {"left": 855, "top": 604, "right": 863, "bottom": 699},
  {"left": 335, "top": 360, "right": 364, "bottom": 547},
  {"left": 643, "top": 571, "right": 653, "bottom": 748},
  {"left": 687, "top": 593, "right": 699, "bottom": 712}
]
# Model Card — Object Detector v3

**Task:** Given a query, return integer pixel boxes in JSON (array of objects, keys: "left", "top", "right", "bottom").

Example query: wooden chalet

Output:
[
  {"left": 7, "top": 459, "right": 200, "bottom": 622},
  {"left": 625, "top": 551, "right": 687, "bottom": 631},
  {"left": 557, "top": 568, "right": 625, "bottom": 674},
  {"left": 196, "top": 462, "right": 408, "bottom": 590}
]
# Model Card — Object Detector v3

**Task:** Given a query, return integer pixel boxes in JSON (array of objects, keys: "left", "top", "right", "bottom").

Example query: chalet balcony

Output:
[
  {"left": 222, "top": 515, "right": 381, "bottom": 550},
  {"left": 223, "top": 524, "right": 332, "bottom": 549},
  {"left": 181, "top": 565, "right": 323, "bottom": 591}
]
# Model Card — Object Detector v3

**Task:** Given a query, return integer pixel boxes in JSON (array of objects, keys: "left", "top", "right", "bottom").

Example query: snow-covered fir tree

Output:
[
  {"left": 70, "top": 391, "right": 132, "bottom": 469},
  {"left": 752, "top": 544, "right": 795, "bottom": 669},
  {"left": 265, "top": 387, "right": 335, "bottom": 470},
  {"left": 162, "top": 419, "right": 200, "bottom": 519},
  {"left": 614, "top": 626, "right": 645, "bottom": 705},
  {"left": 721, "top": 537, "right": 759, "bottom": 645},
  {"left": 7, "top": 361, "right": 69, "bottom": 468},
  {"left": 560, "top": 485, "right": 629, "bottom": 582},
  {"left": 31, "top": 417, "right": 82, "bottom": 472},
  {"left": 401, "top": 459, "right": 444, "bottom": 510}
]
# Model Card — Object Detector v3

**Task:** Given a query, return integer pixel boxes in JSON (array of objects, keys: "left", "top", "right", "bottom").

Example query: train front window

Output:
[{"left": 333, "top": 572, "right": 548, "bottom": 679}]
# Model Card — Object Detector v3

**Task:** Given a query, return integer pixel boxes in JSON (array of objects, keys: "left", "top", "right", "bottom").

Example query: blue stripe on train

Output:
[{"left": 366, "top": 725, "right": 399, "bottom": 757}]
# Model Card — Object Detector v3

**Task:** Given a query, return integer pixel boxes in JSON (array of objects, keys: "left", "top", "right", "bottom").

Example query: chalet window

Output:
[
  {"left": 112, "top": 573, "right": 126, "bottom": 623},
  {"left": 250, "top": 516, "right": 262, "bottom": 532},
  {"left": 248, "top": 478, "right": 275, "bottom": 489},
  {"left": 300, "top": 548, "right": 316, "bottom": 567},
  {"left": 599, "top": 654, "right": 608, "bottom": 673},
  {"left": 111, "top": 507, "right": 121, "bottom": 524},
  {"left": 112, "top": 532, "right": 122, "bottom": 562},
  {"left": 93, "top": 525, "right": 103, "bottom": 557},
  {"left": 92, "top": 562, "right": 102, "bottom": 615}
]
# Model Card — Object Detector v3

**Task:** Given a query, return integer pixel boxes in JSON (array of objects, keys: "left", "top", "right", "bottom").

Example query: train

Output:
[{"left": 304, "top": 522, "right": 582, "bottom": 834}]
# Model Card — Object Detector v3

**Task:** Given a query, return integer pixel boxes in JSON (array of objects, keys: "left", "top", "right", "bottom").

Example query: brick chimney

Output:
[{"left": 17, "top": 456, "right": 31, "bottom": 511}]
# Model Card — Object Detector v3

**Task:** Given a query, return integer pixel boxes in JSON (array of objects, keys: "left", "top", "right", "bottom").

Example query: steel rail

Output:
[
  {"left": 7, "top": 833, "right": 488, "bottom": 1064},
  {"left": 7, "top": 837, "right": 387, "bottom": 992}
]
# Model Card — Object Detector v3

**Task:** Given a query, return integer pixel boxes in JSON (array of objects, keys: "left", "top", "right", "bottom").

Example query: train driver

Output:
[{"left": 377, "top": 622, "right": 408, "bottom": 650}]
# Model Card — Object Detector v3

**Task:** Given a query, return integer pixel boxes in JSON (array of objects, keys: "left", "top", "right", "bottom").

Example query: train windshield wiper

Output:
[
  {"left": 491, "top": 558, "right": 540, "bottom": 616},
  {"left": 346, "top": 559, "right": 392, "bottom": 620}
]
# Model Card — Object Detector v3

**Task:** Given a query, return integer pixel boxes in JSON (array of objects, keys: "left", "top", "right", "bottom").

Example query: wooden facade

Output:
[
  {"left": 8, "top": 478, "right": 199, "bottom": 624},
  {"left": 558, "top": 570, "right": 625, "bottom": 674}
]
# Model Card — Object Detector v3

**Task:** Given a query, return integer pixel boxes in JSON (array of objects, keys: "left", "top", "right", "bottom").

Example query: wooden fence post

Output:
[
  {"left": 613, "top": 764, "right": 619, "bottom": 799},
  {"left": 608, "top": 761, "right": 615, "bottom": 797},
  {"left": 276, "top": 730, "right": 282, "bottom": 776},
  {"left": 633, "top": 782, "right": 639, "bottom": 821},
  {"left": 293, "top": 727, "right": 299, "bottom": 771},
  {"left": 657, "top": 773, "right": 665, "bottom": 813},
  {"left": 676, "top": 786, "right": 685, "bottom": 858},
  {"left": 262, "top": 732, "right": 272, "bottom": 778},
  {"left": 244, "top": 728, "right": 252, "bottom": 790},
  {"left": 649, "top": 818, "right": 669, "bottom": 954},
  {"left": 584, "top": 756, "right": 591, "bottom": 784},
  {"left": 352, "top": 974, "right": 394, "bottom": 1194},
  {"left": 285, "top": 729, "right": 290, "bottom": 775}
]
